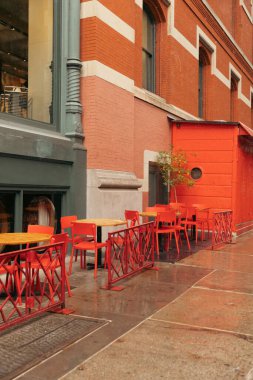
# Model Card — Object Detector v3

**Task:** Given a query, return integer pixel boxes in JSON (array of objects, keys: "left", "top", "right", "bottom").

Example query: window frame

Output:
[
  {"left": 142, "top": 3, "right": 156, "bottom": 93},
  {"left": 198, "top": 46, "right": 211, "bottom": 119},
  {"left": 0, "top": 0, "right": 62, "bottom": 132}
]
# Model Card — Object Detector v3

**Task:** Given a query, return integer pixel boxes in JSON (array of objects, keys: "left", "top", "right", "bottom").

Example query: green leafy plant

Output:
[{"left": 156, "top": 146, "right": 194, "bottom": 202}]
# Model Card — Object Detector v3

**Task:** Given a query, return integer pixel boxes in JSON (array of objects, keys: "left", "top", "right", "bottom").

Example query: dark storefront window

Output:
[
  {"left": 23, "top": 193, "right": 62, "bottom": 233},
  {"left": 0, "top": 193, "right": 15, "bottom": 252},
  {"left": 0, "top": 191, "right": 62, "bottom": 252},
  {"left": 0, "top": 0, "right": 54, "bottom": 123}
]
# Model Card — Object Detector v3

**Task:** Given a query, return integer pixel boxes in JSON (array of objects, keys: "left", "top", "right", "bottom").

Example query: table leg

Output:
[
  {"left": 87, "top": 226, "right": 103, "bottom": 269},
  {"left": 97, "top": 226, "right": 102, "bottom": 267}
]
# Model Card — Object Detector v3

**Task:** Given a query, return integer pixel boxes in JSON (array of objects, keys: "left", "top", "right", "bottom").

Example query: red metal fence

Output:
[
  {"left": 105, "top": 222, "right": 155, "bottom": 290},
  {"left": 0, "top": 242, "right": 66, "bottom": 332},
  {"left": 212, "top": 209, "right": 233, "bottom": 249}
]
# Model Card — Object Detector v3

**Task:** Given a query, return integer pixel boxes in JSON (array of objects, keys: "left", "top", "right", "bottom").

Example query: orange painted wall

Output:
[
  {"left": 235, "top": 136, "right": 253, "bottom": 233},
  {"left": 172, "top": 121, "right": 253, "bottom": 233}
]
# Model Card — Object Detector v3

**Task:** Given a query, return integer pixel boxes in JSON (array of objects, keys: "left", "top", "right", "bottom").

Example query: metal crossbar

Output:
[
  {"left": 105, "top": 222, "right": 155, "bottom": 289},
  {"left": 212, "top": 209, "right": 233, "bottom": 249},
  {"left": 0, "top": 242, "right": 66, "bottom": 332}
]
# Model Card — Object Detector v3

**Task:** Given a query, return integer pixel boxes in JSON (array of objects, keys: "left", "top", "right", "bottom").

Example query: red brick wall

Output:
[
  {"left": 80, "top": 18, "right": 134, "bottom": 79},
  {"left": 81, "top": 77, "right": 135, "bottom": 172}
]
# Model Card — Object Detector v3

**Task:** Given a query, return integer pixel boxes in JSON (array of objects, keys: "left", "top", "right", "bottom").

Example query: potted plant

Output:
[{"left": 156, "top": 146, "right": 194, "bottom": 203}]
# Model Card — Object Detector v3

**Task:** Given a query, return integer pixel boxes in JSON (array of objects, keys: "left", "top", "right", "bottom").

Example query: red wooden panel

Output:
[
  {"left": 177, "top": 184, "right": 232, "bottom": 197},
  {"left": 177, "top": 139, "right": 233, "bottom": 151},
  {"left": 192, "top": 174, "right": 232, "bottom": 186},
  {"left": 179, "top": 195, "right": 232, "bottom": 209},
  {"left": 187, "top": 151, "right": 233, "bottom": 163},
  {"left": 188, "top": 163, "right": 233, "bottom": 175},
  {"left": 173, "top": 124, "right": 234, "bottom": 140}
]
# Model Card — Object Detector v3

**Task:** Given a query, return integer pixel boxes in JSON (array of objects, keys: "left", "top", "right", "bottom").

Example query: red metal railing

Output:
[
  {"left": 0, "top": 242, "right": 66, "bottom": 332},
  {"left": 105, "top": 222, "right": 155, "bottom": 290},
  {"left": 212, "top": 209, "right": 233, "bottom": 249}
]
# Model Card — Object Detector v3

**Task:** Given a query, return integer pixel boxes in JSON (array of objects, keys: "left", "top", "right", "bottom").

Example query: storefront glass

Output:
[
  {"left": 0, "top": 0, "right": 53, "bottom": 123},
  {"left": 0, "top": 193, "right": 15, "bottom": 252}
]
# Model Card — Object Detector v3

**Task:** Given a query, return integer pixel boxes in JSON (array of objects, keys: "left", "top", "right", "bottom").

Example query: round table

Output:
[{"left": 0, "top": 233, "right": 51, "bottom": 246}]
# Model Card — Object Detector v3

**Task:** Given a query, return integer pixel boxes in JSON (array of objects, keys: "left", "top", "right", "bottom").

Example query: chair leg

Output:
[
  {"left": 65, "top": 274, "right": 72, "bottom": 297},
  {"left": 184, "top": 229, "right": 191, "bottom": 251},
  {"left": 14, "top": 271, "right": 22, "bottom": 305},
  {"left": 68, "top": 247, "right": 75, "bottom": 275},
  {"left": 94, "top": 249, "right": 98, "bottom": 279},
  {"left": 156, "top": 233, "right": 160, "bottom": 257},
  {"left": 174, "top": 231, "right": 180, "bottom": 257}
]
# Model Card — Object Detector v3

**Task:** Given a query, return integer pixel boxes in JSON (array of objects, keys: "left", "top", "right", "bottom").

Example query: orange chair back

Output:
[
  {"left": 50, "top": 233, "right": 69, "bottom": 254},
  {"left": 125, "top": 210, "right": 140, "bottom": 228},
  {"left": 60, "top": 215, "right": 77, "bottom": 231},
  {"left": 169, "top": 202, "right": 185, "bottom": 210},
  {"left": 184, "top": 206, "right": 196, "bottom": 220},
  {"left": 72, "top": 222, "right": 97, "bottom": 242},
  {"left": 156, "top": 210, "right": 177, "bottom": 226},
  {"left": 27, "top": 224, "right": 54, "bottom": 235}
]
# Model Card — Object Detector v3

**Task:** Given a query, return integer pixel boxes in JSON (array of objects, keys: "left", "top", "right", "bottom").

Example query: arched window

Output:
[
  {"left": 230, "top": 75, "right": 238, "bottom": 121},
  {"left": 142, "top": 4, "right": 155, "bottom": 92},
  {"left": 198, "top": 47, "right": 210, "bottom": 118}
]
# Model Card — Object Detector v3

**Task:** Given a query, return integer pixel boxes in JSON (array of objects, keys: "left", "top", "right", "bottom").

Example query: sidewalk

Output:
[{"left": 17, "top": 231, "right": 253, "bottom": 380}]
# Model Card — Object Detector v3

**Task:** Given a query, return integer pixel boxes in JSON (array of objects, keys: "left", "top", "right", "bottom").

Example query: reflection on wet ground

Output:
[{"left": 16, "top": 231, "right": 253, "bottom": 380}]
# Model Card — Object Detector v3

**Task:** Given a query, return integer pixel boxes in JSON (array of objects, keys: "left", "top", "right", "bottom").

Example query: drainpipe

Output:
[{"left": 65, "top": 0, "right": 87, "bottom": 218}]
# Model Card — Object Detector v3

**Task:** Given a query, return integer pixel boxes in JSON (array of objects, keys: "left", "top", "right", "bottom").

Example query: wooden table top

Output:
[
  {"left": 139, "top": 211, "right": 157, "bottom": 217},
  {"left": 74, "top": 218, "right": 127, "bottom": 227},
  {"left": 140, "top": 210, "right": 182, "bottom": 218},
  {"left": 0, "top": 232, "right": 51, "bottom": 245}
]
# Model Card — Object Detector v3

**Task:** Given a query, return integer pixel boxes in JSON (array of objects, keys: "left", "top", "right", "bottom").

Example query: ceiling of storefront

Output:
[{"left": 0, "top": 0, "right": 28, "bottom": 81}]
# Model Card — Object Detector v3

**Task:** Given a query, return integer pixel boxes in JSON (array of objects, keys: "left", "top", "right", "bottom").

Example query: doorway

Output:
[{"left": 148, "top": 162, "right": 168, "bottom": 206}]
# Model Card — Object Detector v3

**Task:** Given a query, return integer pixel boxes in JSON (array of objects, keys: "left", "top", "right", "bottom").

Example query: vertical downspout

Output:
[
  {"left": 65, "top": 0, "right": 87, "bottom": 217},
  {"left": 231, "top": 126, "right": 239, "bottom": 238}
]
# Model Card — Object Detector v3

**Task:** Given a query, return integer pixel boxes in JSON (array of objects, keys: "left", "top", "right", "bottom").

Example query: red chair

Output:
[
  {"left": 155, "top": 210, "right": 190, "bottom": 257},
  {"left": 192, "top": 204, "right": 210, "bottom": 240},
  {"left": 169, "top": 203, "right": 185, "bottom": 211},
  {"left": 61, "top": 215, "right": 94, "bottom": 245},
  {"left": 20, "top": 232, "right": 72, "bottom": 300},
  {"left": 60, "top": 215, "right": 77, "bottom": 241},
  {"left": 69, "top": 222, "right": 108, "bottom": 278},
  {"left": 27, "top": 224, "right": 54, "bottom": 246},
  {"left": 125, "top": 210, "right": 140, "bottom": 228}
]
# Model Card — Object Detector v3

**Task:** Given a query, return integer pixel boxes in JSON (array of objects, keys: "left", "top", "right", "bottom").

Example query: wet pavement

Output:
[{"left": 11, "top": 231, "right": 253, "bottom": 379}]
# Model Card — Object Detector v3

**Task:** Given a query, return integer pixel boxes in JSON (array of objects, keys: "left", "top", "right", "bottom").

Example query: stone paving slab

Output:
[
  {"left": 152, "top": 287, "right": 253, "bottom": 336},
  {"left": 63, "top": 319, "right": 253, "bottom": 380},
  {"left": 220, "top": 232, "right": 253, "bottom": 255},
  {"left": 196, "top": 269, "right": 253, "bottom": 294},
  {"left": 66, "top": 264, "right": 211, "bottom": 320},
  {"left": 178, "top": 249, "right": 253, "bottom": 273}
]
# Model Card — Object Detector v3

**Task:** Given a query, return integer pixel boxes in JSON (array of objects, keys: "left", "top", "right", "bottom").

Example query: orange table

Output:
[
  {"left": 0, "top": 232, "right": 51, "bottom": 247},
  {"left": 73, "top": 218, "right": 126, "bottom": 266},
  {"left": 139, "top": 211, "right": 157, "bottom": 218}
]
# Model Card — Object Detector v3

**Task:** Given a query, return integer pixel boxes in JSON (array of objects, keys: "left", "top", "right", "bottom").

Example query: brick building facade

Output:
[{"left": 80, "top": 0, "right": 253, "bottom": 219}]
